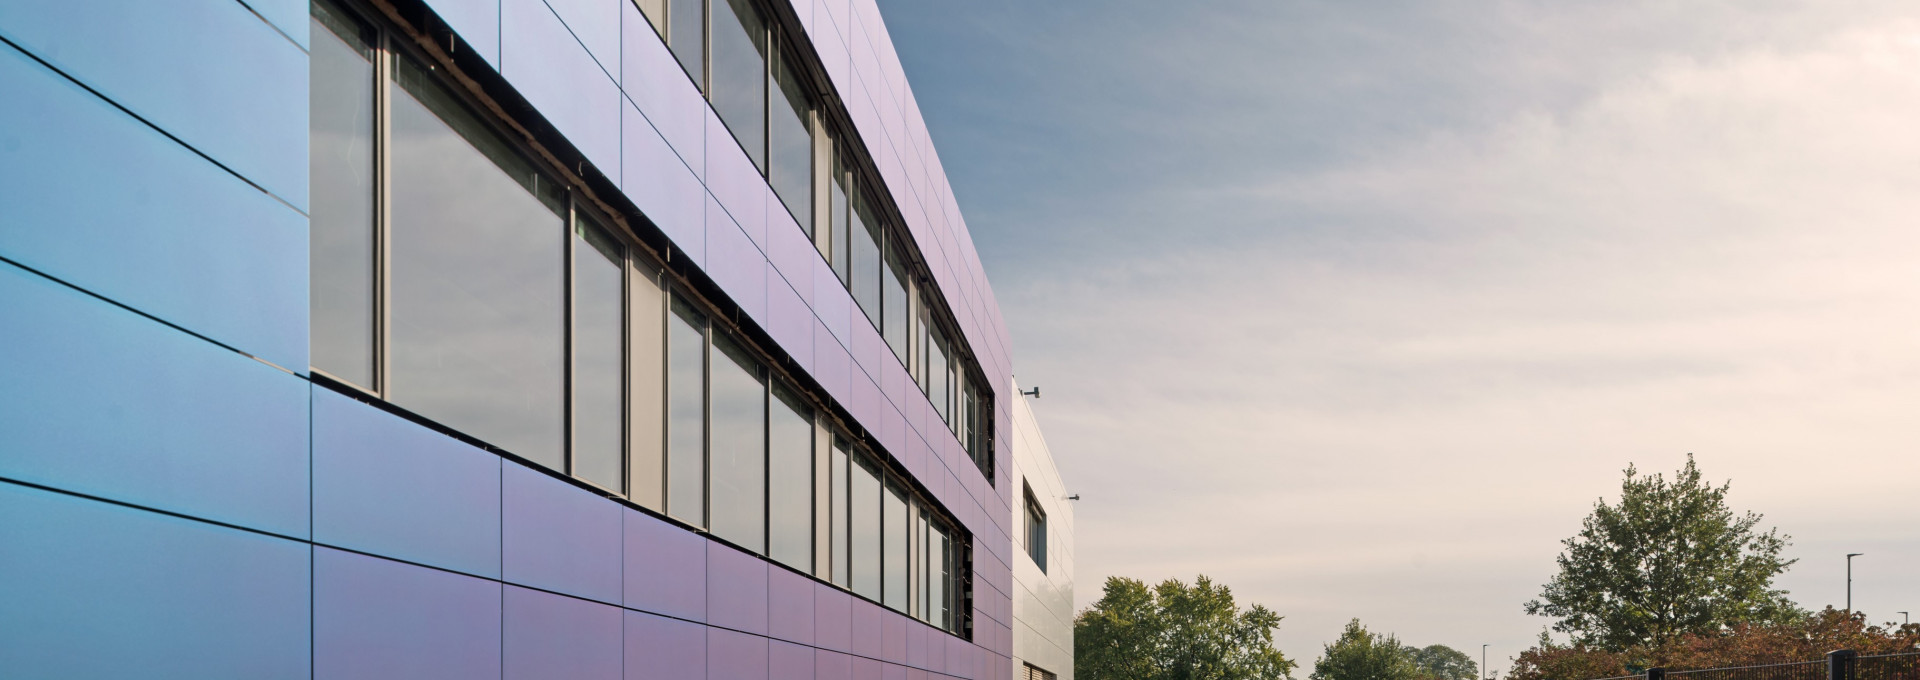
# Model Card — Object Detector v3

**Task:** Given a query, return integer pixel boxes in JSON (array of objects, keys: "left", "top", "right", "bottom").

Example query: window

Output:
[
  {"left": 664, "top": 0, "right": 703, "bottom": 89},
  {"left": 882, "top": 247, "right": 910, "bottom": 364},
  {"left": 927, "top": 321, "right": 951, "bottom": 426},
  {"left": 1024, "top": 483, "right": 1047, "bottom": 572},
  {"left": 849, "top": 192, "right": 882, "bottom": 329},
  {"left": 709, "top": 335, "right": 766, "bottom": 551},
  {"left": 849, "top": 454, "right": 882, "bottom": 600},
  {"left": 769, "top": 48, "right": 812, "bottom": 229},
  {"left": 710, "top": 0, "right": 766, "bottom": 169},
  {"left": 309, "top": 3, "right": 375, "bottom": 390},
  {"left": 667, "top": 297, "right": 708, "bottom": 526},
  {"left": 883, "top": 480, "right": 909, "bottom": 611},
  {"left": 1023, "top": 664, "right": 1058, "bottom": 680},
  {"left": 828, "top": 147, "right": 851, "bottom": 284},
  {"left": 573, "top": 217, "right": 627, "bottom": 493},
  {"left": 830, "top": 439, "right": 850, "bottom": 587},
  {"left": 768, "top": 384, "right": 813, "bottom": 570}
]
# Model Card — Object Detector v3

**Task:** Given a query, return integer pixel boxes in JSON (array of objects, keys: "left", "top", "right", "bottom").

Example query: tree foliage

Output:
[
  {"left": 1407, "top": 644, "right": 1480, "bottom": 680},
  {"left": 1311, "top": 620, "right": 1419, "bottom": 680},
  {"left": 1524, "top": 455, "right": 1799, "bottom": 650},
  {"left": 1076, "top": 575, "right": 1297, "bottom": 680},
  {"left": 1508, "top": 608, "right": 1920, "bottom": 680}
]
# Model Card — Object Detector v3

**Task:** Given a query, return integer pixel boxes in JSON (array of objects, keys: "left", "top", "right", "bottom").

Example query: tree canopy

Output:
[
  {"left": 1524, "top": 455, "right": 1799, "bottom": 650},
  {"left": 1508, "top": 608, "right": 1920, "bottom": 680},
  {"left": 1407, "top": 644, "right": 1479, "bottom": 680},
  {"left": 1075, "top": 575, "right": 1296, "bottom": 680},
  {"left": 1311, "top": 620, "right": 1419, "bottom": 680}
]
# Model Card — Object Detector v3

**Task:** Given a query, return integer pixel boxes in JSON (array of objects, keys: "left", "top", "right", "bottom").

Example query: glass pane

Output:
[
  {"left": 573, "top": 219, "right": 625, "bottom": 492},
  {"left": 929, "top": 326, "right": 950, "bottom": 425},
  {"left": 389, "top": 55, "right": 566, "bottom": 469},
  {"left": 830, "top": 440, "right": 849, "bottom": 587},
  {"left": 849, "top": 454, "right": 881, "bottom": 600},
  {"left": 883, "top": 481, "right": 908, "bottom": 611},
  {"left": 636, "top": 0, "right": 665, "bottom": 37},
  {"left": 929, "top": 522, "right": 948, "bottom": 629},
  {"left": 768, "top": 384, "right": 812, "bottom": 569},
  {"left": 916, "top": 509, "right": 931, "bottom": 621},
  {"left": 769, "top": 50, "right": 811, "bottom": 229},
  {"left": 668, "top": 0, "right": 704, "bottom": 90},
  {"left": 850, "top": 193, "right": 881, "bottom": 329},
  {"left": 667, "top": 298, "right": 708, "bottom": 526},
  {"left": 883, "top": 249, "right": 908, "bottom": 365},
  {"left": 830, "top": 154, "right": 850, "bottom": 285},
  {"left": 711, "top": 0, "right": 766, "bottom": 170},
  {"left": 709, "top": 335, "right": 765, "bottom": 552},
  {"left": 309, "top": 5, "right": 376, "bottom": 388}
]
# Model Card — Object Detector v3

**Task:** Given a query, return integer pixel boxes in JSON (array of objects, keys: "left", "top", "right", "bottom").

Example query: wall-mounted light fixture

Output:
[{"left": 1021, "top": 386, "right": 1040, "bottom": 398}]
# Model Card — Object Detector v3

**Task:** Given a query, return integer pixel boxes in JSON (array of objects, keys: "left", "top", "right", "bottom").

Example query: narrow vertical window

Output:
[
  {"left": 916, "top": 508, "right": 932, "bottom": 621},
  {"left": 849, "top": 454, "right": 881, "bottom": 600},
  {"left": 1024, "top": 484, "right": 1047, "bottom": 572},
  {"left": 928, "top": 324, "right": 950, "bottom": 425},
  {"left": 769, "top": 48, "right": 812, "bottom": 229},
  {"left": 667, "top": 297, "right": 708, "bottom": 526},
  {"left": 709, "top": 335, "right": 767, "bottom": 551},
  {"left": 830, "top": 154, "right": 851, "bottom": 285},
  {"left": 631, "top": 260, "right": 667, "bottom": 510},
  {"left": 830, "top": 439, "right": 850, "bottom": 587},
  {"left": 768, "top": 384, "right": 813, "bottom": 570},
  {"left": 883, "top": 480, "right": 909, "bottom": 611},
  {"left": 572, "top": 217, "right": 626, "bottom": 493},
  {"left": 711, "top": 0, "right": 766, "bottom": 169},
  {"left": 668, "top": 0, "right": 705, "bottom": 89},
  {"left": 635, "top": 0, "right": 666, "bottom": 37},
  {"left": 882, "top": 247, "right": 909, "bottom": 364},
  {"left": 388, "top": 54, "right": 566, "bottom": 469},
  {"left": 850, "top": 193, "right": 882, "bottom": 329},
  {"left": 929, "top": 520, "right": 949, "bottom": 630},
  {"left": 309, "top": 2, "right": 377, "bottom": 389}
]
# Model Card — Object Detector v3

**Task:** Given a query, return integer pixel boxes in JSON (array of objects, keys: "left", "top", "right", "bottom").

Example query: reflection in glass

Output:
[
  {"left": 883, "top": 481, "right": 909, "bottom": 611},
  {"left": 830, "top": 152, "right": 850, "bottom": 285},
  {"left": 388, "top": 55, "right": 565, "bottom": 469},
  {"left": 929, "top": 521, "right": 950, "bottom": 630},
  {"left": 830, "top": 440, "right": 849, "bottom": 587},
  {"left": 709, "top": 335, "right": 766, "bottom": 551},
  {"left": 711, "top": 0, "right": 766, "bottom": 170},
  {"left": 769, "top": 50, "right": 811, "bottom": 229},
  {"left": 667, "top": 298, "right": 708, "bottom": 526},
  {"left": 769, "top": 384, "right": 812, "bottom": 570},
  {"left": 309, "top": 5, "right": 376, "bottom": 388},
  {"left": 849, "top": 455, "right": 881, "bottom": 600},
  {"left": 883, "top": 248, "right": 909, "bottom": 364},
  {"left": 574, "top": 220, "right": 625, "bottom": 492},
  {"left": 928, "top": 324, "right": 950, "bottom": 425},
  {"left": 916, "top": 509, "right": 931, "bottom": 621},
  {"left": 850, "top": 194, "right": 881, "bottom": 329},
  {"left": 669, "top": 0, "right": 704, "bottom": 89}
]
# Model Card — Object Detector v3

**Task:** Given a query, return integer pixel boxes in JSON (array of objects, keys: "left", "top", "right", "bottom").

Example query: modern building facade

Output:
[
  {"left": 0, "top": 0, "right": 1062, "bottom": 678},
  {"left": 1011, "top": 381, "right": 1076, "bottom": 680}
]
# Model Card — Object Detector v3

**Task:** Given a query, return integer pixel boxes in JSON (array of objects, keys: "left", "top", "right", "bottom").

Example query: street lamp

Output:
[
  {"left": 1483, "top": 644, "right": 1489, "bottom": 680},
  {"left": 1900, "top": 611, "right": 1910, "bottom": 626},
  {"left": 1847, "top": 553, "right": 1864, "bottom": 613}
]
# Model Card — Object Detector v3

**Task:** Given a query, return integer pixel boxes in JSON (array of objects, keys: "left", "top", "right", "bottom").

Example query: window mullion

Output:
[{"left": 374, "top": 28, "right": 393, "bottom": 398}]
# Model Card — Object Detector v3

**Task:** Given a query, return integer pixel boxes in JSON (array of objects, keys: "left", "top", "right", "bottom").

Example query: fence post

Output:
[
  {"left": 1647, "top": 668, "right": 1665, "bottom": 680},
  {"left": 1828, "top": 650, "right": 1858, "bottom": 680}
]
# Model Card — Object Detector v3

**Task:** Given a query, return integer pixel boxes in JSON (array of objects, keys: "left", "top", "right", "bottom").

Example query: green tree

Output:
[
  {"left": 1406, "top": 644, "right": 1479, "bottom": 680},
  {"left": 1523, "top": 455, "right": 1799, "bottom": 651},
  {"left": 1311, "top": 620, "right": 1418, "bottom": 680},
  {"left": 1076, "top": 575, "right": 1296, "bottom": 680}
]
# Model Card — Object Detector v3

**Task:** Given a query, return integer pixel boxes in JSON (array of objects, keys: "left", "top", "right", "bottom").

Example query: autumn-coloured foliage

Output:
[{"left": 1509, "top": 608, "right": 1920, "bottom": 680}]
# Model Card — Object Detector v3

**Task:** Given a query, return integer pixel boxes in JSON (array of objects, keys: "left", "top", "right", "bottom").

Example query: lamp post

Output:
[
  {"left": 1900, "top": 611, "right": 1910, "bottom": 626},
  {"left": 1847, "top": 553, "right": 1864, "bottom": 613},
  {"left": 1483, "top": 644, "right": 1489, "bottom": 680}
]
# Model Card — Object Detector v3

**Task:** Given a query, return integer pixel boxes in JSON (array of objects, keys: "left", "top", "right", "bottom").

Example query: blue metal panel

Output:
[
  {"left": 504, "top": 585, "right": 624, "bottom": 680},
  {"left": 0, "top": 482, "right": 310, "bottom": 679},
  {"left": 625, "top": 611, "right": 707, "bottom": 680},
  {"left": 0, "top": 261, "right": 309, "bottom": 538},
  {"left": 427, "top": 0, "right": 502, "bottom": 67},
  {"left": 0, "top": 42, "right": 308, "bottom": 374},
  {"left": 314, "top": 547, "right": 504, "bottom": 680},
  {"left": 239, "top": 0, "right": 308, "bottom": 49},
  {"left": 501, "top": 462, "right": 623, "bottom": 604},
  {"left": 312, "top": 387, "right": 504, "bottom": 579},
  {"left": 502, "top": 0, "right": 620, "bottom": 180},
  {"left": 0, "top": 0, "right": 308, "bottom": 210}
]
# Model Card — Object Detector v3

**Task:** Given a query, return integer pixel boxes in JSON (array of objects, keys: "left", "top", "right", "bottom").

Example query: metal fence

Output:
[{"left": 1588, "top": 652, "right": 1920, "bottom": 680}]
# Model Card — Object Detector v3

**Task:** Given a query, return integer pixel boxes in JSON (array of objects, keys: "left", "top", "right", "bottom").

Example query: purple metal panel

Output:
[
  {"left": 502, "top": 463, "right": 623, "bottom": 605},
  {"left": 625, "top": 610, "right": 707, "bottom": 680},
  {"left": 908, "top": 667, "right": 927, "bottom": 680},
  {"left": 924, "top": 626, "right": 945, "bottom": 672},
  {"left": 816, "top": 11, "right": 851, "bottom": 105},
  {"left": 708, "top": 628, "right": 770, "bottom": 680},
  {"left": 813, "top": 582, "right": 853, "bottom": 653},
  {"left": 884, "top": 662, "right": 908, "bottom": 680},
  {"left": 849, "top": 319, "right": 883, "bottom": 390},
  {"left": 545, "top": 0, "right": 619, "bottom": 74},
  {"left": 877, "top": 350, "right": 905, "bottom": 418},
  {"left": 503, "top": 585, "right": 624, "bottom": 680},
  {"left": 312, "top": 388, "right": 503, "bottom": 579},
  {"left": 624, "top": 509, "right": 707, "bottom": 621},
  {"left": 426, "top": 0, "right": 501, "bottom": 67},
  {"left": 816, "top": 0, "right": 848, "bottom": 45},
  {"left": 502, "top": 0, "right": 621, "bottom": 180},
  {"left": 767, "top": 270, "right": 814, "bottom": 375},
  {"left": 850, "top": 598, "right": 883, "bottom": 659},
  {"left": 768, "top": 567, "right": 815, "bottom": 645},
  {"left": 706, "top": 194, "right": 768, "bottom": 325},
  {"left": 881, "top": 610, "right": 907, "bottom": 664},
  {"left": 771, "top": 640, "right": 816, "bottom": 680},
  {"left": 905, "top": 623, "right": 926, "bottom": 670},
  {"left": 878, "top": 407, "right": 905, "bottom": 468},
  {"left": 623, "top": 103, "right": 707, "bottom": 259},
  {"left": 706, "top": 109, "right": 768, "bottom": 248},
  {"left": 816, "top": 649, "right": 853, "bottom": 680},
  {"left": 852, "top": 656, "right": 884, "bottom": 680},
  {"left": 812, "top": 320, "right": 852, "bottom": 408},
  {"left": 812, "top": 258, "right": 853, "bottom": 348},
  {"left": 765, "top": 199, "right": 816, "bottom": 306},
  {"left": 707, "top": 542, "right": 770, "bottom": 636},
  {"left": 314, "top": 547, "right": 503, "bottom": 680},
  {"left": 849, "top": 371, "right": 882, "bottom": 438},
  {"left": 621, "top": 1, "right": 705, "bottom": 180}
]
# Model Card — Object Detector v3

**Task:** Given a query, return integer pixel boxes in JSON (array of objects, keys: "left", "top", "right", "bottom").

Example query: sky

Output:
[{"left": 871, "top": 0, "right": 1920, "bottom": 673}]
